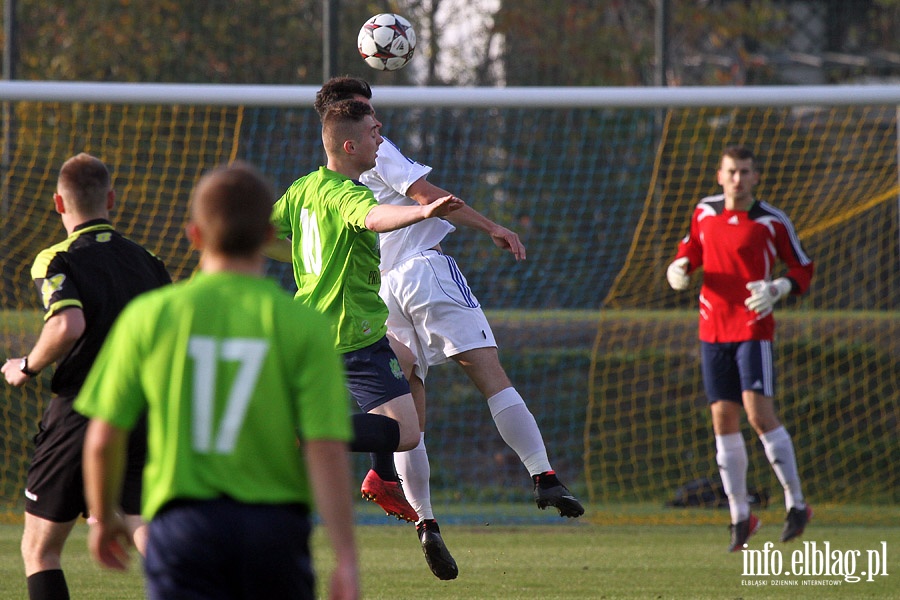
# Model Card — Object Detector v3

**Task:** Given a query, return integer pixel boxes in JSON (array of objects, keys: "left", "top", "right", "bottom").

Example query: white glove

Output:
[
  {"left": 666, "top": 257, "right": 691, "bottom": 291},
  {"left": 744, "top": 277, "right": 792, "bottom": 318}
]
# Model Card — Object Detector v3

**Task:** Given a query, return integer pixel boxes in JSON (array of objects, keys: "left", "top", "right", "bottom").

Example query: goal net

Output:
[{"left": 0, "top": 83, "right": 897, "bottom": 523}]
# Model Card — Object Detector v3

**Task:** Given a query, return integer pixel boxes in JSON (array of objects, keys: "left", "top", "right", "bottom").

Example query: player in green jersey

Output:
[
  {"left": 269, "top": 99, "right": 463, "bottom": 523},
  {"left": 76, "top": 163, "right": 359, "bottom": 600}
]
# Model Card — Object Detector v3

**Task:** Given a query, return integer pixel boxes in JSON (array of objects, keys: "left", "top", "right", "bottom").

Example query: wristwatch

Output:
[{"left": 19, "top": 356, "right": 40, "bottom": 377}]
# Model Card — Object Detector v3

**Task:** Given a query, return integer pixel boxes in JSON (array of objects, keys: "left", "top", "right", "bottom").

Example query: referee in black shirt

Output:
[{"left": 2, "top": 153, "right": 171, "bottom": 600}]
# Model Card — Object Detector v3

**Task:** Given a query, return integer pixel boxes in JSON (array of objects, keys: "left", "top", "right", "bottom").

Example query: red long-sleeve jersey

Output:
[{"left": 674, "top": 195, "right": 814, "bottom": 342}]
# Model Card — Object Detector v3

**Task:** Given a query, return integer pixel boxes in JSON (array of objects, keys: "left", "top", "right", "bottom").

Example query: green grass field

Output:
[
  {"left": 3, "top": 309, "right": 898, "bottom": 597},
  {"left": 1, "top": 504, "right": 897, "bottom": 599}
]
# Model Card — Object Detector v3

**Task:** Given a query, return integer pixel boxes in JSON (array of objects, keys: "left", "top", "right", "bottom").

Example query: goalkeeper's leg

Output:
[
  {"left": 715, "top": 429, "right": 750, "bottom": 525},
  {"left": 742, "top": 377, "right": 807, "bottom": 514},
  {"left": 759, "top": 423, "right": 805, "bottom": 511},
  {"left": 745, "top": 389, "right": 811, "bottom": 542},
  {"left": 711, "top": 395, "right": 760, "bottom": 551}
]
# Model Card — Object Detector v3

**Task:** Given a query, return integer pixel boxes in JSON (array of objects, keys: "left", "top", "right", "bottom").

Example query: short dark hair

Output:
[
  {"left": 315, "top": 76, "right": 372, "bottom": 118},
  {"left": 721, "top": 145, "right": 756, "bottom": 166},
  {"left": 321, "top": 100, "right": 376, "bottom": 156},
  {"left": 322, "top": 98, "right": 374, "bottom": 126},
  {"left": 190, "top": 161, "right": 274, "bottom": 257},
  {"left": 57, "top": 153, "right": 111, "bottom": 213}
]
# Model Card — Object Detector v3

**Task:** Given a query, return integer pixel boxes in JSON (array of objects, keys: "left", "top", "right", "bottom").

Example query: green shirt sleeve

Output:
[
  {"left": 329, "top": 182, "right": 377, "bottom": 232},
  {"left": 271, "top": 192, "right": 293, "bottom": 240},
  {"left": 288, "top": 308, "right": 352, "bottom": 441}
]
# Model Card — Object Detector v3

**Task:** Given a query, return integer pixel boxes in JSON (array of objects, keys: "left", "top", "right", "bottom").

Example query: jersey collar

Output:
[{"left": 72, "top": 218, "right": 113, "bottom": 233}]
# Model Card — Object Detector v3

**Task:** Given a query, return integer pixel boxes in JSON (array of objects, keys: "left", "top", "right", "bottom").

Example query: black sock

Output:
[
  {"left": 27, "top": 569, "right": 69, "bottom": 600},
  {"left": 349, "top": 413, "right": 400, "bottom": 453},
  {"left": 370, "top": 451, "right": 400, "bottom": 482}
]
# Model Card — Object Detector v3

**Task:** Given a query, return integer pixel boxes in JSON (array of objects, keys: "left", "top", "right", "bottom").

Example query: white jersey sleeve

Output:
[{"left": 362, "top": 136, "right": 455, "bottom": 272}]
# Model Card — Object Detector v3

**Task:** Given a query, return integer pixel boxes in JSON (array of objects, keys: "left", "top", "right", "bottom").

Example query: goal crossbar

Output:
[{"left": 0, "top": 81, "right": 899, "bottom": 107}]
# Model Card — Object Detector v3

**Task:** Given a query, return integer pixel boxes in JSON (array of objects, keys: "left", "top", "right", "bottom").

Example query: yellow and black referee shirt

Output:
[{"left": 30, "top": 218, "right": 171, "bottom": 396}]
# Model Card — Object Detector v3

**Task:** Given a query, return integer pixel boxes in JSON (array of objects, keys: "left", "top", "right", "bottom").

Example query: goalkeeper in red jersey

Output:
[{"left": 666, "top": 145, "right": 815, "bottom": 552}]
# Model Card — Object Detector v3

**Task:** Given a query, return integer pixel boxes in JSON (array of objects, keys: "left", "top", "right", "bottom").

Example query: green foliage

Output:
[
  {"left": 495, "top": 0, "right": 792, "bottom": 85},
  {"left": 15, "top": 1, "right": 307, "bottom": 82},
  {"left": 4, "top": 1, "right": 899, "bottom": 85},
  {"left": 8, "top": 0, "right": 414, "bottom": 84},
  {"left": 495, "top": 0, "right": 650, "bottom": 85}
]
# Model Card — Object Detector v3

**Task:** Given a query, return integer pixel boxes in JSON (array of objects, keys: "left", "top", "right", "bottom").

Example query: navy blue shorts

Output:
[
  {"left": 342, "top": 335, "right": 411, "bottom": 412},
  {"left": 700, "top": 340, "right": 774, "bottom": 403},
  {"left": 145, "top": 498, "right": 313, "bottom": 600}
]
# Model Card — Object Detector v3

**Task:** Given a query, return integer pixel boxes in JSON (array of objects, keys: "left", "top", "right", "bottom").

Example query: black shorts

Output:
[
  {"left": 25, "top": 394, "right": 147, "bottom": 522},
  {"left": 145, "top": 498, "right": 313, "bottom": 600},
  {"left": 343, "top": 335, "right": 411, "bottom": 413}
]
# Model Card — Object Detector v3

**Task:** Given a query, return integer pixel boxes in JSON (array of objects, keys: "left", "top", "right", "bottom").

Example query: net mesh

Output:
[
  {"left": 589, "top": 106, "right": 899, "bottom": 506},
  {"left": 1, "top": 95, "right": 897, "bottom": 523}
]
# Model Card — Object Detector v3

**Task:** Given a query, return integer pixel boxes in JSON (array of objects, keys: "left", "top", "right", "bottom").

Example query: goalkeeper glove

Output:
[
  {"left": 666, "top": 257, "right": 691, "bottom": 291},
  {"left": 744, "top": 278, "right": 792, "bottom": 318}
]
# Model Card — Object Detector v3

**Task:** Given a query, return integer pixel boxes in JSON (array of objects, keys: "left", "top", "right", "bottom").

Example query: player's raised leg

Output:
[{"left": 454, "top": 347, "right": 584, "bottom": 518}]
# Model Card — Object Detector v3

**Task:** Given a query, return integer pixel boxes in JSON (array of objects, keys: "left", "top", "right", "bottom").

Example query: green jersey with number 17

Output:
[
  {"left": 74, "top": 271, "right": 352, "bottom": 521},
  {"left": 271, "top": 166, "right": 388, "bottom": 353}
]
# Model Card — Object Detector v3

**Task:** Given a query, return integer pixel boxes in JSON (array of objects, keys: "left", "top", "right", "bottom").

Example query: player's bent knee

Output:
[
  {"left": 396, "top": 426, "right": 420, "bottom": 452},
  {"left": 367, "top": 393, "right": 419, "bottom": 450}
]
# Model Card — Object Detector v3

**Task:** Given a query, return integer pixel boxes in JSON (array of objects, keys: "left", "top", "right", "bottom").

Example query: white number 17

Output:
[{"left": 187, "top": 336, "right": 269, "bottom": 454}]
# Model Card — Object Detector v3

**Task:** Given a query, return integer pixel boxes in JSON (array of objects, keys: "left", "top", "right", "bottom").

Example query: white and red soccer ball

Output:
[{"left": 357, "top": 13, "right": 416, "bottom": 71}]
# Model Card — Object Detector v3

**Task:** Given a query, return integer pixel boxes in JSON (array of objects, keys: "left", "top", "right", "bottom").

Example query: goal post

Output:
[{"left": 1, "top": 83, "right": 897, "bottom": 522}]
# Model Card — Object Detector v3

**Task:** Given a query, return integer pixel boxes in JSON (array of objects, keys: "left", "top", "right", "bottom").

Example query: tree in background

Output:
[
  {"left": 495, "top": 1, "right": 792, "bottom": 86},
  {"left": 1, "top": 0, "right": 898, "bottom": 85},
  {"left": 14, "top": 1, "right": 320, "bottom": 82},
  {"left": 5, "top": 0, "right": 407, "bottom": 84}
]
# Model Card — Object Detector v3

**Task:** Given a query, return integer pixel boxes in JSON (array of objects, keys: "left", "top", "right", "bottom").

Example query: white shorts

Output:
[{"left": 380, "top": 250, "right": 496, "bottom": 381}]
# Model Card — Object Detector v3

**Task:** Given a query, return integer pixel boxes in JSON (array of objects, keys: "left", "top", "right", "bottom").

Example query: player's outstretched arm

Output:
[
  {"left": 304, "top": 439, "right": 359, "bottom": 600},
  {"left": 407, "top": 178, "right": 526, "bottom": 260},
  {"left": 365, "top": 195, "right": 463, "bottom": 232},
  {"left": 448, "top": 207, "right": 526, "bottom": 261}
]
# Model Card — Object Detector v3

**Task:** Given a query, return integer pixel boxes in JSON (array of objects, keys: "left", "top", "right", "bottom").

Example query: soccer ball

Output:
[{"left": 357, "top": 13, "right": 416, "bottom": 71}]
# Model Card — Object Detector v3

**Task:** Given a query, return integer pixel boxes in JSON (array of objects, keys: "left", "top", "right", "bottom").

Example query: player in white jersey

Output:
[{"left": 316, "top": 77, "right": 584, "bottom": 581}]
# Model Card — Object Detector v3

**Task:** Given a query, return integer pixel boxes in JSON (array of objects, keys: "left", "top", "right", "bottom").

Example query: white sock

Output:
[
  {"left": 394, "top": 432, "right": 433, "bottom": 522},
  {"left": 760, "top": 425, "right": 805, "bottom": 511},
  {"left": 716, "top": 433, "right": 749, "bottom": 524},
  {"left": 487, "top": 387, "right": 551, "bottom": 476}
]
